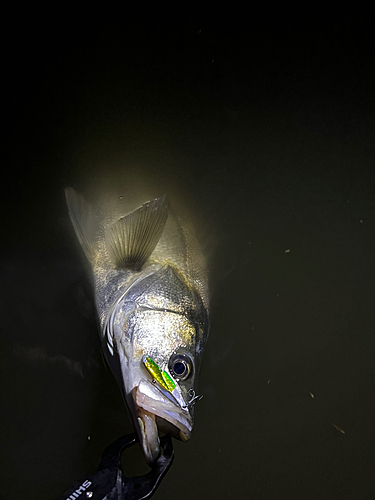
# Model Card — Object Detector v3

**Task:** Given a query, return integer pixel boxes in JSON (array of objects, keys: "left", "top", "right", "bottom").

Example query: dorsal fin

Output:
[
  {"left": 105, "top": 195, "right": 168, "bottom": 270},
  {"left": 65, "top": 188, "right": 96, "bottom": 260}
]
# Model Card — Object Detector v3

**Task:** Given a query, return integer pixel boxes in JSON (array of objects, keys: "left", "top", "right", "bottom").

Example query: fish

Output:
[{"left": 65, "top": 187, "right": 209, "bottom": 463}]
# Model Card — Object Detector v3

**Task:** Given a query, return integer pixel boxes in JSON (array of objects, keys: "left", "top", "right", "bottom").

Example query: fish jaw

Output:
[{"left": 130, "top": 378, "right": 193, "bottom": 463}]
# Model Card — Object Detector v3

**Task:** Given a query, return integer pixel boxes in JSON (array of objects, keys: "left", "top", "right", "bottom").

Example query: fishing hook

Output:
[{"left": 184, "top": 388, "right": 203, "bottom": 408}]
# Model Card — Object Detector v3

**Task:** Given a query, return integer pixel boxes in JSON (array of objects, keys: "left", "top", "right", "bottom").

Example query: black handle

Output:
[{"left": 57, "top": 433, "right": 174, "bottom": 500}]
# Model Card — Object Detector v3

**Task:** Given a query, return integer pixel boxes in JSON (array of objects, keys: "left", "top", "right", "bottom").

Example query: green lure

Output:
[{"left": 143, "top": 356, "right": 176, "bottom": 393}]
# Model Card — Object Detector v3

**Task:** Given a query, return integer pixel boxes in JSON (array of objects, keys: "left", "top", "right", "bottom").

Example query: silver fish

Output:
[{"left": 65, "top": 188, "right": 209, "bottom": 462}]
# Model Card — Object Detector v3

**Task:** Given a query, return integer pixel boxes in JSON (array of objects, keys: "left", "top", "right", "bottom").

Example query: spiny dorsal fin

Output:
[
  {"left": 105, "top": 195, "right": 168, "bottom": 270},
  {"left": 65, "top": 187, "right": 96, "bottom": 260}
]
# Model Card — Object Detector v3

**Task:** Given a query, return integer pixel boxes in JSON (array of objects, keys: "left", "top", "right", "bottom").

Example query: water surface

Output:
[{"left": 2, "top": 9, "right": 374, "bottom": 499}]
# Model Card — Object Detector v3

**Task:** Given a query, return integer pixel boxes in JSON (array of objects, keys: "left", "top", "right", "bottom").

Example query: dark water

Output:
[{"left": 2, "top": 8, "right": 375, "bottom": 499}]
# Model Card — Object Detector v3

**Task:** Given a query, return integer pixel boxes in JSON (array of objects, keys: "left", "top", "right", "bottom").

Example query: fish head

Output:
[{"left": 112, "top": 308, "right": 205, "bottom": 463}]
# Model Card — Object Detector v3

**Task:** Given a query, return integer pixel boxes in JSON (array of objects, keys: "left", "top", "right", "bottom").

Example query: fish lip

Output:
[{"left": 134, "top": 378, "right": 193, "bottom": 441}]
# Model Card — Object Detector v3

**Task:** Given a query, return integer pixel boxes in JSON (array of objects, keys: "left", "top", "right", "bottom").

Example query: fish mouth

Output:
[{"left": 132, "top": 378, "right": 192, "bottom": 463}]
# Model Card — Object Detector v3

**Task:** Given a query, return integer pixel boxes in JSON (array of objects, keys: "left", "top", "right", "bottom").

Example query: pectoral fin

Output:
[{"left": 105, "top": 195, "right": 168, "bottom": 270}]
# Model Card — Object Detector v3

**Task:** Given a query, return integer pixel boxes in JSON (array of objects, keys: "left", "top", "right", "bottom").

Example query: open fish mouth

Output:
[{"left": 133, "top": 379, "right": 193, "bottom": 463}]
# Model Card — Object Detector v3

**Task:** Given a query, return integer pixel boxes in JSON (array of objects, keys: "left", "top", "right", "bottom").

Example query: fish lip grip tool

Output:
[{"left": 57, "top": 433, "right": 174, "bottom": 500}]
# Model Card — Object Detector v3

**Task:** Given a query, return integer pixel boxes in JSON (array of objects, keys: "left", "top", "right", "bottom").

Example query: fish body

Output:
[{"left": 65, "top": 189, "right": 209, "bottom": 462}]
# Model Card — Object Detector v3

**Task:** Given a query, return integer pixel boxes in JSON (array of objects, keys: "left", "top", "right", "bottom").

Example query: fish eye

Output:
[{"left": 169, "top": 354, "right": 192, "bottom": 381}]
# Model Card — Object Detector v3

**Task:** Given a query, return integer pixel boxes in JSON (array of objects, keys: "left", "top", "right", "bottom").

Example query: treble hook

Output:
[{"left": 184, "top": 388, "right": 203, "bottom": 409}]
